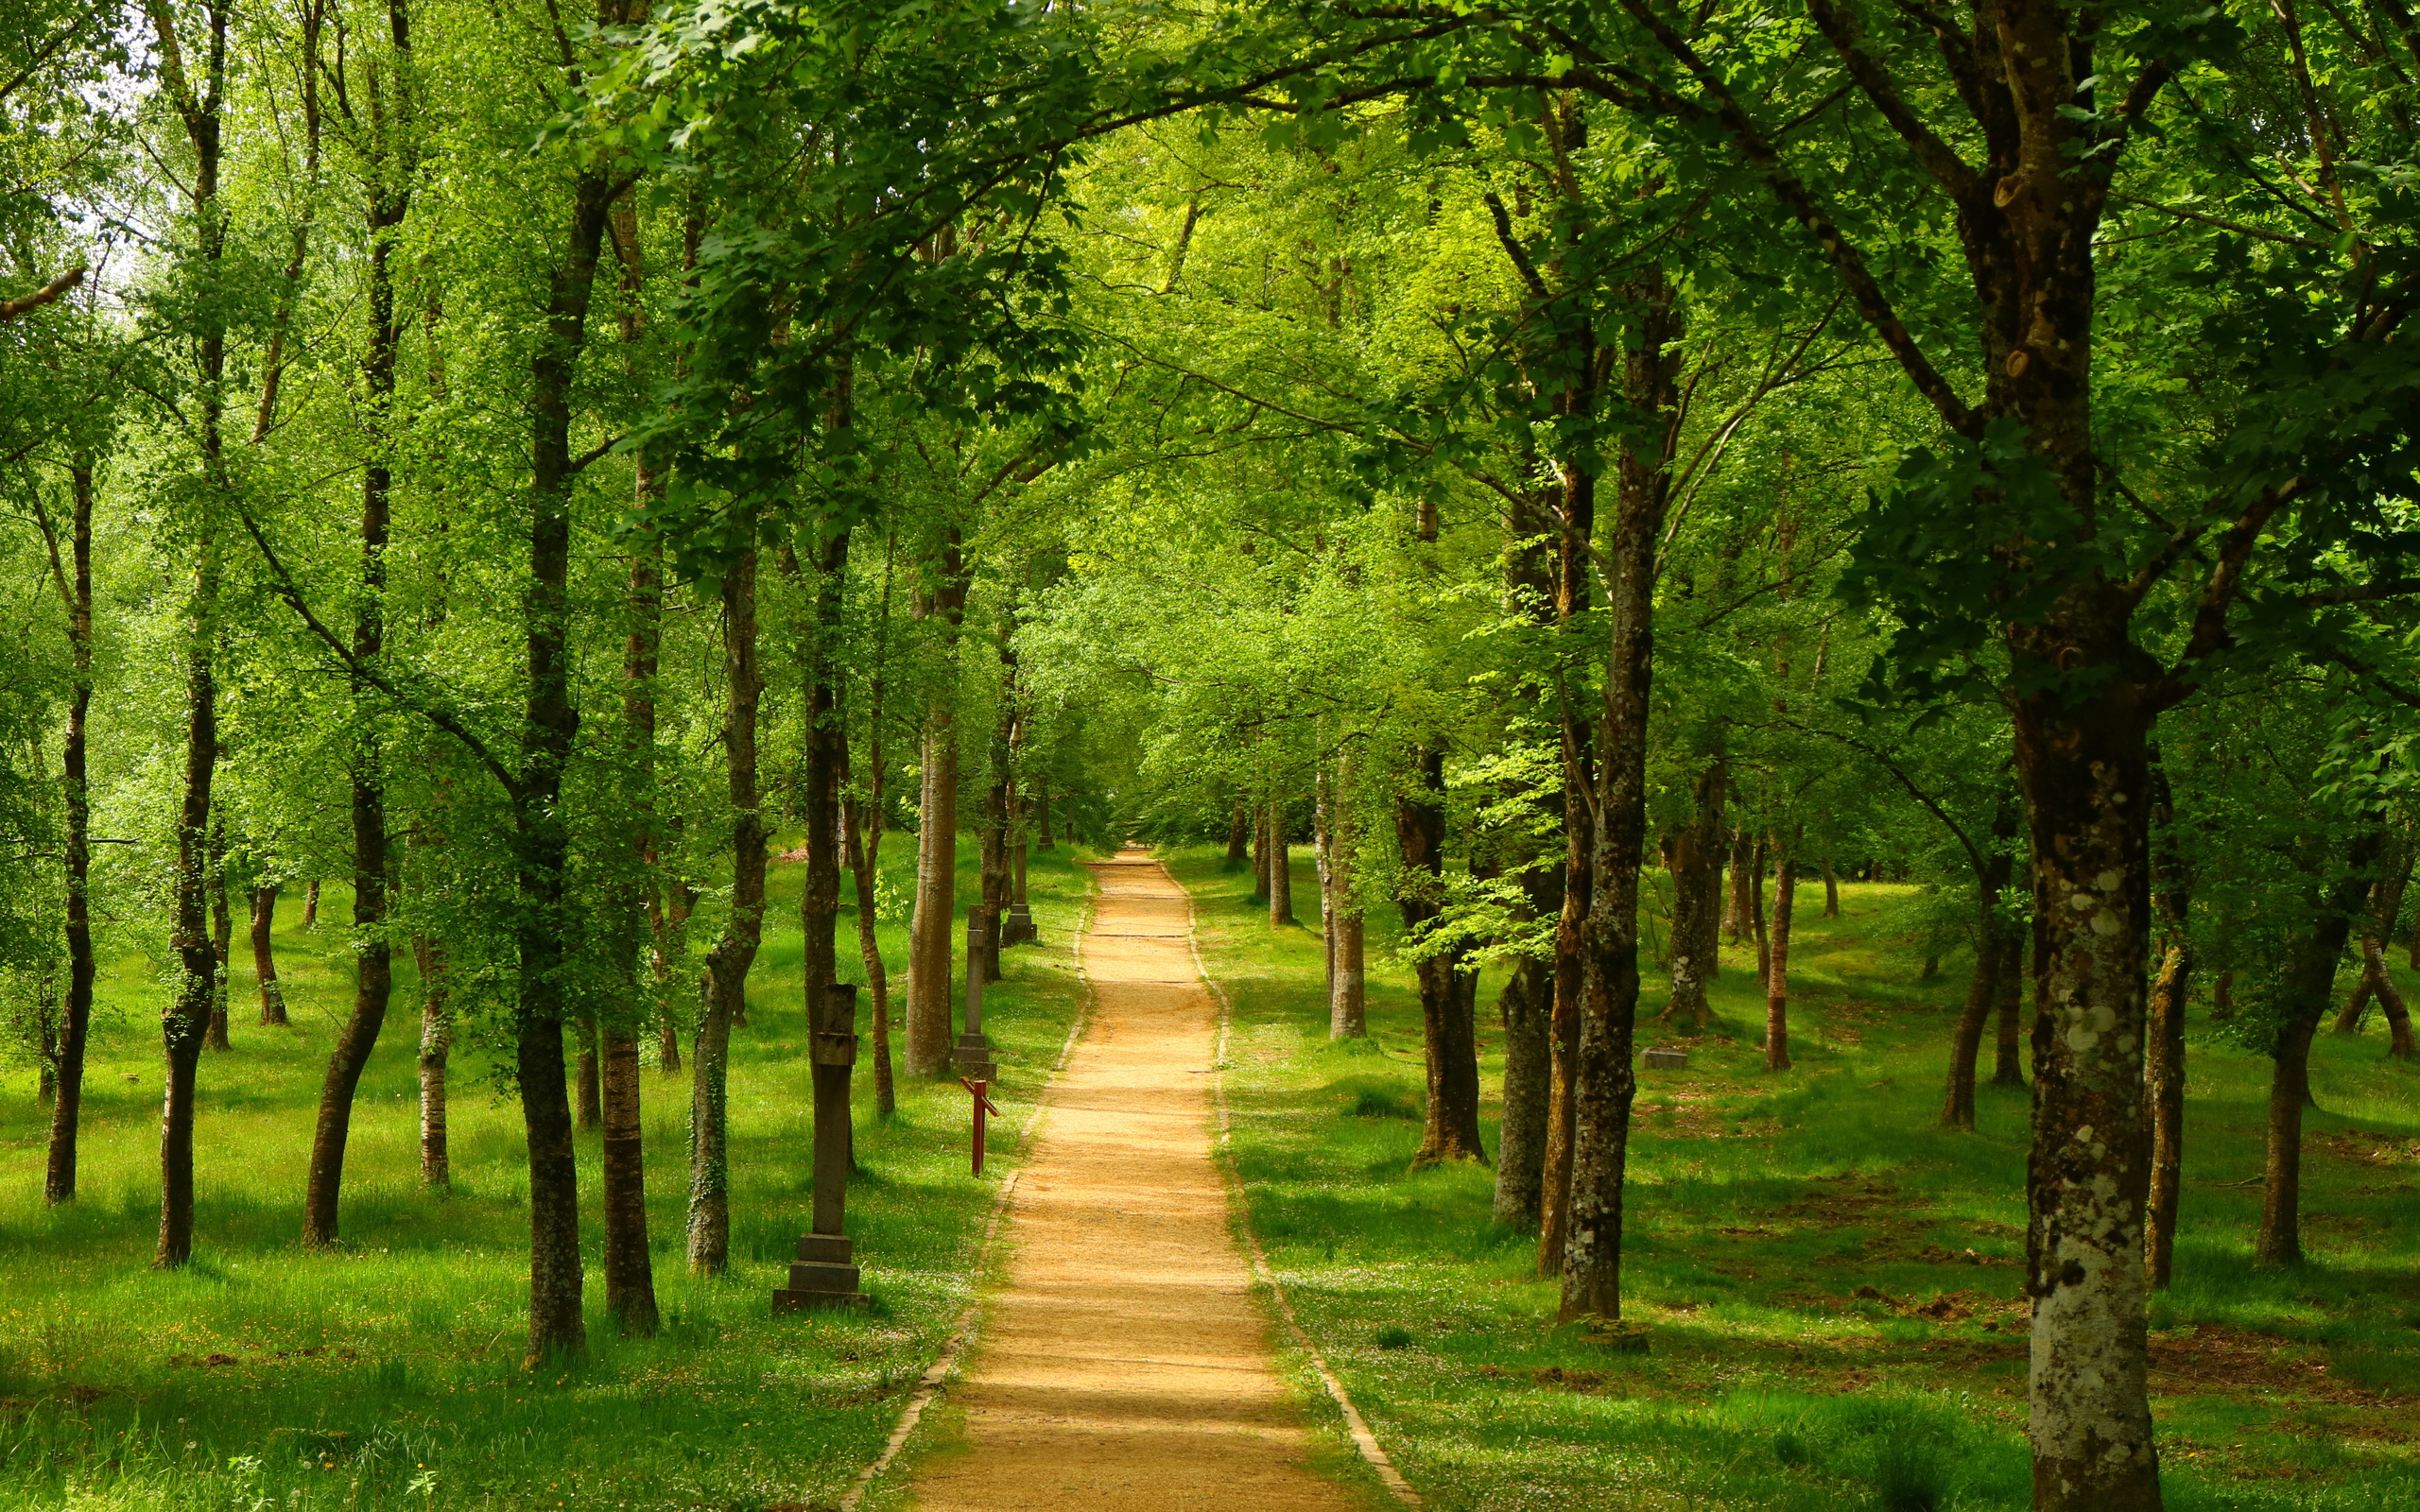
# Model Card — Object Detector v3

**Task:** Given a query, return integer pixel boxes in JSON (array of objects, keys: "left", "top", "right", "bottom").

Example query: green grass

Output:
[
  {"left": 0, "top": 837, "right": 1096, "bottom": 1511},
  {"left": 1185, "top": 847, "right": 2420, "bottom": 1512}
]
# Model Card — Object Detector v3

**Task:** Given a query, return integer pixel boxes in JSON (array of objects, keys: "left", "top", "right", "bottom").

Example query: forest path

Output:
[{"left": 901, "top": 848, "right": 1360, "bottom": 1512}]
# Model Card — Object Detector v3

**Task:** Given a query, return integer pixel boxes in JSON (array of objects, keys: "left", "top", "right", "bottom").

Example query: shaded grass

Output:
[
  {"left": 0, "top": 838, "right": 1095, "bottom": 1510},
  {"left": 1185, "top": 846, "right": 2420, "bottom": 1512}
]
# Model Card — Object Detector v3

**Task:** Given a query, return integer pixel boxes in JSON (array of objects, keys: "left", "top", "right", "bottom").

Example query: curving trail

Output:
[{"left": 903, "top": 849, "right": 1359, "bottom": 1512}]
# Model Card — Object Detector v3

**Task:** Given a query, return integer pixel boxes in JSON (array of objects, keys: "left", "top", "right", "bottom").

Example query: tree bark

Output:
[
  {"left": 1943, "top": 799, "right": 2019, "bottom": 1129},
  {"left": 1992, "top": 928, "right": 2028, "bottom": 1087},
  {"left": 1326, "top": 756, "right": 1365, "bottom": 1039},
  {"left": 2336, "top": 838, "right": 2411, "bottom": 1048},
  {"left": 1225, "top": 799, "right": 1248, "bottom": 867},
  {"left": 2144, "top": 763, "right": 2190, "bottom": 1290},
  {"left": 601, "top": 376, "right": 663, "bottom": 1333},
  {"left": 1749, "top": 836, "right": 1771, "bottom": 985},
  {"left": 846, "top": 529, "right": 898, "bottom": 1118},
  {"left": 414, "top": 933, "right": 449, "bottom": 1189},
  {"left": 905, "top": 527, "right": 968, "bottom": 1077},
  {"left": 1822, "top": 861, "right": 1840, "bottom": 919},
  {"left": 689, "top": 547, "right": 765, "bottom": 1276},
  {"left": 511, "top": 147, "right": 618, "bottom": 1363},
  {"left": 1722, "top": 826, "right": 1756, "bottom": 943},
  {"left": 206, "top": 819, "right": 233, "bottom": 1052},
  {"left": 303, "top": 879, "right": 319, "bottom": 929},
  {"left": 1493, "top": 951, "right": 1554, "bottom": 1227},
  {"left": 250, "top": 885, "right": 285, "bottom": 1023},
  {"left": 974, "top": 604, "right": 1012, "bottom": 983},
  {"left": 1662, "top": 755, "right": 1726, "bottom": 1031},
  {"left": 1537, "top": 446, "right": 1597, "bottom": 1281},
  {"left": 1764, "top": 836, "right": 1798, "bottom": 1073},
  {"left": 1035, "top": 770, "right": 1053, "bottom": 850},
  {"left": 1398, "top": 747, "right": 1485, "bottom": 1167},
  {"left": 1558, "top": 270, "right": 1676, "bottom": 1322},
  {"left": 2256, "top": 829, "right": 2379, "bottom": 1268},
  {"left": 41, "top": 457, "right": 96, "bottom": 1205},
  {"left": 2014, "top": 666, "right": 2161, "bottom": 1508},
  {"left": 1268, "top": 799, "right": 1295, "bottom": 926},
  {"left": 575, "top": 1018, "right": 601, "bottom": 1131},
  {"left": 1251, "top": 800, "right": 1270, "bottom": 900}
]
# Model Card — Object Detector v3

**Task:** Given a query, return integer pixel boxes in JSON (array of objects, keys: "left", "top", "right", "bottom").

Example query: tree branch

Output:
[{"left": 0, "top": 266, "right": 84, "bottom": 323}]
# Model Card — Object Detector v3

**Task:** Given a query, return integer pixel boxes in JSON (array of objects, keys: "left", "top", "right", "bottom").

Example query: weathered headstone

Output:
[
  {"left": 953, "top": 915, "right": 998, "bottom": 1082},
  {"left": 775, "top": 984, "right": 868, "bottom": 1313},
  {"left": 1641, "top": 1046, "right": 1688, "bottom": 1071}
]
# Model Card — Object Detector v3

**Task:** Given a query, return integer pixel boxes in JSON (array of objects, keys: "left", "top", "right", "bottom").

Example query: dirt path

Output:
[{"left": 903, "top": 850, "right": 1363, "bottom": 1512}]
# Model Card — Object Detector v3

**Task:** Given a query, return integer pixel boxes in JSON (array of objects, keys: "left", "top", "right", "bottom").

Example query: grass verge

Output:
[
  {"left": 1179, "top": 845, "right": 2420, "bottom": 1512},
  {"left": 0, "top": 839, "right": 1096, "bottom": 1511}
]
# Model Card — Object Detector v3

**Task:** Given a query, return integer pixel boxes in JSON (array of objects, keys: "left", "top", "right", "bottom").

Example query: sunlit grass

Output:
[
  {"left": 1183, "top": 848, "right": 2420, "bottom": 1512},
  {"left": 0, "top": 840, "right": 1096, "bottom": 1511}
]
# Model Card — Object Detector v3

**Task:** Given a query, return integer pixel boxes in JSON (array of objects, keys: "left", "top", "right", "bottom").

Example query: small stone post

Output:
[
  {"left": 955, "top": 915, "right": 998, "bottom": 1080},
  {"left": 774, "top": 983, "right": 867, "bottom": 1312}
]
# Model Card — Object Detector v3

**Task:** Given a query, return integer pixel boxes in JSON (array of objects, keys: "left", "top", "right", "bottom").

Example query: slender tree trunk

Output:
[
  {"left": 206, "top": 820, "right": 233, "bottom": 1052},
  {"left": 1992, "top": 928, "right": 2028, "bottom": 1087},
  {"left": 1493, "top": 953, "right": 1555, "bottom": 1227},
  {"left": 250, "top": 885, "right": 285, "bottom": 1023},
  {"left": 1662, "top": 755, "right": 1725, "bottom": 1031},
  {"left": 2336, "top": 840, "right": 2411, "bottom": 1041},
  {"left": 42, "top": 457, "right": 96, "bottom": 1205},
  {"left": 512, "top": 152, "right": 618, "bottom": 1365},
  {"left": 1944, "top": 799, "right": 2019, "bottom": 1128},
  {"left": 300, "top": 179, "right": 406, "bottom": 1243},
  {"left": 905, "top": 529, "right": 967, "bottom": 1077},
  {"left": 1035, "top": 771, "right": 1053, "bottom": 850},
  {"left": 601, "top": 367, "right": 662, "bottom": 1332},
  {"left": 1722, "top": 827, "right": 1755, "bottom": 943},
  {"left": 1822, "top": 862, "right": 1840, "bottom": 918},
  {"left": 654, "top": 864, "right": 693, "bottom": 1074},
  {"left": 1764, "top": 838, "right": 1798, "bottom": 1073},
  {"left": 1316, "top": 761, "right": 1335, "bottom": 994},
  {"left": 1750, "top": 837, "right": 1771, "bottom": 985},
  {"left": 574, "top": 1018, "right": 601, "bottom": 1131},
  {"left": 414, "top": 934, "right": 449, "bottom": 1189},
  {"left": 303, "top": 880, "right": 319, "bottom": 929},
  {"left": 847, "top": 530, "right": 898, "bottom": 1118},
  {"left": 1398, "top": 747, "right": 1485, "bottom": 1166},
  {"left": 1268, "top": 800, "right": 1294, "bottom": 927},
  {"left": 1251, "top": 800, "right": 1270, "bottom": 900},
  {"left": 1558, "top": 271, "right": 1677, "bottom": 1323},
  {"left": 1225, "top": 799, "right": 1248, "bottom": 867},
  {"left": 2144, "top": 763, "right": 2190, "bottom": 1290},
  {"left": 2256, "top": 830, "right": 2379, "bottom": 1268},
  {"left": 1537, "top": 452, "right": 1598, "bottom": 1281},
  {"left": 1326, "top": 758, "right": 1366, "bottom": 1038},
  {"left": 689, "top": 547, "right": 765, "bottom": 1276},
  {"left": 973, "top": 605, "right": 1011, "bottom": 983}
]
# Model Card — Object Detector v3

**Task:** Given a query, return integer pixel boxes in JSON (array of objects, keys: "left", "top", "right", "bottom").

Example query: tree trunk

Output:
[
  {"left": 1749, "top": 836, "right": 1771, "bottom": 986},
  {"left": 1537, "top": 438, "right": 1598, "bottom": 1282},
  {"left": 1268, "top": 800, "right": 1294, "bottom": 927},
  {"left": 688, "top": 547, "right": 765, "bottom": 1276},
  {"left": 2256, "top": 830, "right": 2380, "bottom": 1268},
  {"left": 160, "top": 130, "right": 229, "bottom": 1258},
  {"left": 1822, "top": 861, "right": 1840, "bottom": 918},
  {"left": 1944, "top": 799, "right": 2019, "bottom": 1128},
  {"left": 1316, "top": 761, "right": 1335, "bottom": 996},
  {"left": 652, "top": 854, "right": 692, "bottom": 1074},
  {"left": 414, "top": 934, "right": 449, "bottom": 1189},
  {"left": 512, "top": 153, "right": 618, "bottom": 1364},
  {"left": 1722, "top": 827, "right": 1756, "bottom": 943},
  {"left": 1225, "top": 799, "right": 1248, "bottom": 867},
  {"left": 905, "top": 528, "right": 968, "bottom": 1078},
  {"left": 2014, "top": 666, "right": 2161, "bottom": 1508},
  {"left": 251, "top": 885, "right": 285, "bottom": 1024},
  {"left": 1251, "top": 800, "right": 1270, "bottom": 900},
  {"left": 1493, "top": 953, "right": 1554, "bottom": 1228},
  {"left": 206, "top": 819, "right": 233, "bottom": 1052},
  {"left": 2144, "top": 763, "right": 2190, "bottom": 1291},
  {"left": 42, "top": 456, "right": 96, "bottom": 1205},
  {"left": 1764, "top": 838, "right": 1798, "bottom": 1073},
  {"left": 975, "top": 609, "right": 1012, "bottom": 984},
  {"left": 1992, "top": 928, "right": 2028, "bottom": 1087},
  {"left": 1397, "top": 747, "right": 1485, "bottom": 1166},
  {"left": 848, "top": 795, "right": 898, "bottom": 1117},
  {"left": 575, "top": 1017, "right": 601, "bottom": 1131},
  {"left": 303, "top": 879, "right": 319, "bottom": 929},
  {"left": 2336, "top": 839, "right": 2411, "bottom": 1043},
  {"left": 1661, "top": 755, "right": 1725, "bottom": 1031},
  {"left": 602, "top": 409, "right": 663, "bottom": 1334},
  {"left": 1035, "top": 771, "right": 1053, "bottom": 850},
  {"left": 1558, "top": 271, "right": 1676, "bottom": 1323}
]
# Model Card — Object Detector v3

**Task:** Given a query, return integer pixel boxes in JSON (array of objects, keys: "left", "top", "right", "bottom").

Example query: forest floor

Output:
[
  {"left": 1181, "top": 847, "right": 2420, "bottom": 1512},
  {"left": 0, "top": 839, "right": 1098, "bottom": 1511}
]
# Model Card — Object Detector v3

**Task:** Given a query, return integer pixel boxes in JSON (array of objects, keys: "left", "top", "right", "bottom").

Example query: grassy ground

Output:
[
  {"left": 1183, "top": 847, "right": 2420, "bottom": 1512},
  {"left": 0, "top": 837, "right": 1096, "bottom": 1511}
]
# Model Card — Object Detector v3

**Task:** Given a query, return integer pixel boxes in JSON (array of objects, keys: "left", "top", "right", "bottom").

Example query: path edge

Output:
[
  {"left": 833, "top": 871, "right": 1099, "bottom": 1512},
  {"left": 1167, "top": 857, "right": 1426, "bottom": 1510}
]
